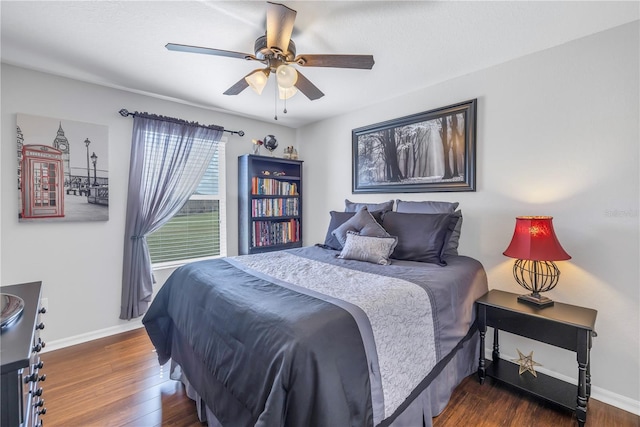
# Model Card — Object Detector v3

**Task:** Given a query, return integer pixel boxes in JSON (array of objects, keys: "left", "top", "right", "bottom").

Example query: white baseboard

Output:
[
  {"left": 41, "top": 320, "right": 144, "bottom": 353},
  {"left": 486, "top": 348, "right": 640, "bottom": 416}
]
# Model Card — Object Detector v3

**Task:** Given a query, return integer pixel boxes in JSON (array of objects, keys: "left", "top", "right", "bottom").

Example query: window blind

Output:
[{"left": 147, "top": 140, "right": 227, "bottom": 266}]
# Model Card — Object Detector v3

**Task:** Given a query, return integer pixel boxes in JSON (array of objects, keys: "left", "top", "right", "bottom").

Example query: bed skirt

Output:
[{"left": 171, "top": 330, "right": 480, "bottom": 427}]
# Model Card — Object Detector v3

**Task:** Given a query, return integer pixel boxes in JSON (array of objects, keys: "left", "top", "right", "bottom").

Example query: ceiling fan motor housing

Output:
[{"left": 254, "top": 35, "right": 296, "bottom": 62}]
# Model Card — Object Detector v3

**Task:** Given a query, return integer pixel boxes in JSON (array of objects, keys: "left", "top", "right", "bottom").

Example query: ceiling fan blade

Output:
[
  {"left": 266, "top": 2, "right": 296, "bottom": 53},
  {"left": 294, "top": 70, "right": 324, "bottom": 100},
  {"left": 294, "top": 54, "right": 375, "bottom": 70},
  {"left": 223, "top": 75, "right": 251, "bottom": 96},
  {"left": 166, "top": 43, "right": 257, "bottom": 61}
]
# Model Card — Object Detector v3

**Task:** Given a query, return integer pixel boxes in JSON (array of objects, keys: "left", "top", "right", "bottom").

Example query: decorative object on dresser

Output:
[
  {"left": 238, "top": 154, "right": 303, "bottom": 254},
  {"left": 1, "top": 281, "right": 47, "bottom": 427},
  {"left": 476, "top": 289, "right": 597, "bottom": 427},
  {"left": 352, "top": 99, "right": 477, "bottom": 194},
  {"left": 503, "top": 216, "right": 571, "bottom": 307}
]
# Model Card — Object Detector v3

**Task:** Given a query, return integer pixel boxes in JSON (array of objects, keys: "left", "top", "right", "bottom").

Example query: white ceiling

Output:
[{"left": 1, "top": 1, "right": 638, "bottom": 128}]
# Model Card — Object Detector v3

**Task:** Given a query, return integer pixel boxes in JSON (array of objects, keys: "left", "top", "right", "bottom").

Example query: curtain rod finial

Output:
[
  {"left": 237, "top": 130, "right": 245, "bottom": 137},
  {"left": 119, "top": 109, "right": 130, "bottom": 117}
]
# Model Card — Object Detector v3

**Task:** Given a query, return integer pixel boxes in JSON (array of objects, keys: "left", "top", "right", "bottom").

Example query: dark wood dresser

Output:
[{"left": 1, "top": 281, "right": 47, "bottom": 427}]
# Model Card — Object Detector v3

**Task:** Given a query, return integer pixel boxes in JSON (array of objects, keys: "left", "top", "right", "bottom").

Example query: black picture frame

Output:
[{"left": 352, "top": 99, "right": 477, "bottom": 193}]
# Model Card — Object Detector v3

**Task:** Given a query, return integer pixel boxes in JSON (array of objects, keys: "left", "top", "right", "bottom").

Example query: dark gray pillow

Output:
[
  {"left": 337, "top": 232, "right": 398, "bottom": 265},
  {"left": 382, "top": 212, "right": 452, "bottom": 266},
  {"left": 395, "top": 200, "right": 462, "bottom": 256},
  {"left": 332, "top": 207, "right": 390, "bottom": 247},
  {"left": 345, "top": 199, "right": 394, "bottom": 213},
  {"left": 323, "top": 210, "right": 385, "bottom": 250}
]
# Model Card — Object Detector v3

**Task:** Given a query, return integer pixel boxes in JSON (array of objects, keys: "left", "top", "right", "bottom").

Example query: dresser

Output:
[{"left": 1, "top": 281, "right": 47, "bottom": 427}]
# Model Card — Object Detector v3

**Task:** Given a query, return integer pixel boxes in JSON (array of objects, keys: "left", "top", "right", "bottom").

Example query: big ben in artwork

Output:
[{"left": 52, "top": 122, "right": 70, "bottom": 185}]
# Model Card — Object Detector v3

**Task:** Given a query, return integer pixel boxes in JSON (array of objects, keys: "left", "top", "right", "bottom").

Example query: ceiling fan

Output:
[{"left": 165, "top": 1, "right": 374, "bottom": 101}]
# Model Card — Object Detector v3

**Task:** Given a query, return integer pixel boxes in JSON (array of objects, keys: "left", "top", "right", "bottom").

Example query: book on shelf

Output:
[
  {"left": 251, "top": 219, "right": 300, "bottom": 247},
  {"left": 252, "top": 177, "right": 298, "bottom": 196},
  {"left": 251, "top": 198, "right": 299, "bottom": 217}
]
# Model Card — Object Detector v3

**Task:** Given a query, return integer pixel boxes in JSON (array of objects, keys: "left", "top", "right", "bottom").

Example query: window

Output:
[{"left": 147, "top": 138, "right": 227, "bottom": 267}]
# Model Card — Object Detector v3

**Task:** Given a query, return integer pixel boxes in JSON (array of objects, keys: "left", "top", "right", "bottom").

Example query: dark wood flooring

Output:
[{"left": 40, "top": 327, "right": 639, "bottom": 426}]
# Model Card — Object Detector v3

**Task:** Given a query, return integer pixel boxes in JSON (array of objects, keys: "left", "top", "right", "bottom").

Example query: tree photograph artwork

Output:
[{"left": 352, "top": 99, "right": 476, "bottom": 193}]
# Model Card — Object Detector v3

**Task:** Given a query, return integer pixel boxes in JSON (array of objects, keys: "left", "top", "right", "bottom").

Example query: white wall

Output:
[
  {"left": 1, "top": 64, "right": 296, "bottom": 344},
  {"left": 299, "top": 22, "right": 639, "bottom": 411}
]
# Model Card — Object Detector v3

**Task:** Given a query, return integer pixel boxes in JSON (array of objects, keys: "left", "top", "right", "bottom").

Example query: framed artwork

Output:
[
  {"left": 17, "top": 113, "right": 109, "bottom": 222},
  {"left": 352, "top": 99, "right": 477, "bottom": 193}
]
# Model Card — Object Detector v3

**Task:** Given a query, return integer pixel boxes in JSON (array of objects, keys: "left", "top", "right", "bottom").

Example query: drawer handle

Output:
[{"left": 33, "top": 339, "right": 46, "bottom": 352}]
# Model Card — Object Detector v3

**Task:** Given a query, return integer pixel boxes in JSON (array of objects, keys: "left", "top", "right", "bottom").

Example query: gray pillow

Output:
[
  {"left": 382, "top": 212, "right": 452, "bottom": 265},
  {"left": 345, "top": 199, "right": 394, "bottom": 213},
  {"left": 338, "top": 232, "right": 398, "bottom": 265},
  {"left": 395, "top": 200, "right": 462, "bottom": 256},
  {"left": 332, "top": 207, "right": 390, "bottom": 247},
  {"left": 395, "top": 200, "right": 459, "bottom": 213},
  {"left": 443, "top": 210, "right": 463, "bottom": 256},
  {"left": 323, "top": 210, "right": 385, "bottom": 250}
]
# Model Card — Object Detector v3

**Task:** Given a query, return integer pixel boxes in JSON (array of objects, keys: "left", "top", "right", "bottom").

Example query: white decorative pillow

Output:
[{"left": 338, "top": 232, "right": 398, "bottom": 265}]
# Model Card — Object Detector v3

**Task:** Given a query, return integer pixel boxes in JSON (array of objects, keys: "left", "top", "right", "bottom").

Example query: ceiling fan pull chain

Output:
[
  {"left": 274, "top": 80, "right": 278, "bottom": 120},
  {"left": 283, "top": 96, "right": 288, "bottom": 114}
]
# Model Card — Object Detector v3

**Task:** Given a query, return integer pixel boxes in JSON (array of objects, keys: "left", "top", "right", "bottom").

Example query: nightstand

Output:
[{"left": 476, "top": 290, "right": 597, "bottom": 427}]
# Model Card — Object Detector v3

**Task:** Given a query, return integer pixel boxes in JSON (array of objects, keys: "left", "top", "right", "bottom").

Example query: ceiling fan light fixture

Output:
[
  {"left": 278, "top": 85, "right": 298, "bottom": 100},
  {"left": 275, "top": 64, "right": 298, "bottom": 89},
  {"left": 245, "top": 69, "right": 270, "bottom": 95}
]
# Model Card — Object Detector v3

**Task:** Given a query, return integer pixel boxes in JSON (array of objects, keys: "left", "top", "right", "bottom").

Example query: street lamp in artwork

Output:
[
  {"left": 84, "top": 138, "right": 91, "bottom": 189},
  {"left": 91, "top": 152, "right": 98, "bottom": 186}
]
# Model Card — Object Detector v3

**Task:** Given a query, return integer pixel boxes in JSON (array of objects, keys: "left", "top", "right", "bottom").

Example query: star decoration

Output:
[{"left": 513, "top": 349, "right": 542, "bottom": 377}]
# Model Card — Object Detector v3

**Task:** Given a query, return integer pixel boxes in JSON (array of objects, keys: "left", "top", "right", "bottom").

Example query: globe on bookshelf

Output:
[{"left": 263, "top": 135, "right": 278, "bottom": 155}]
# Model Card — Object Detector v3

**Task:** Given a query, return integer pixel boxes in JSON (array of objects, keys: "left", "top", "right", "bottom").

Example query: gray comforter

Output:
[{"left": 143, "top": 246, "right": 487, "bottom": 427}]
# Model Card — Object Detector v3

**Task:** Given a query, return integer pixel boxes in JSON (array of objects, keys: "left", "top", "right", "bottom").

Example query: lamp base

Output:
[{"left": 517, "top": 293, "right": 554, "bottom": 308}]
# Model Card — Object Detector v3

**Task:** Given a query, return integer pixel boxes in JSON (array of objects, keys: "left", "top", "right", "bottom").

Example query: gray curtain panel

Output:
[{"left": 120, "top": 115, "right": 223, "bottom": 320}]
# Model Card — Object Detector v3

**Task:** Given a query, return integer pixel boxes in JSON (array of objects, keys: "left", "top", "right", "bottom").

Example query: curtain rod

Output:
[{"left": 118, "top": 109, "right": 245, "bottom": 137}]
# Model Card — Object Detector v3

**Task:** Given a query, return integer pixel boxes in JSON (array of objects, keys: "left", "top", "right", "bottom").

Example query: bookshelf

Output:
[{"left": 238, "top": 154, "right": 303, "bottom": 255}]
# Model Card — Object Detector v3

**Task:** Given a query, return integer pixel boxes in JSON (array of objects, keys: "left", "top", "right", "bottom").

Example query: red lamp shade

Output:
[{"left": 503, "top": 216, "right": 571, "bottom": 261}]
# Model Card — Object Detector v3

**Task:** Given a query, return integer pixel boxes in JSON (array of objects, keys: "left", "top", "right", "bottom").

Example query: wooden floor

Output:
[{"left": 40, "top": 327, "right": 638, "bottom": 427}]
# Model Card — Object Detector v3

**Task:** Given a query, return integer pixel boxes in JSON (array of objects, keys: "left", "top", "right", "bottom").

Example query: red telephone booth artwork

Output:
[{"left": 21, "top": 144, "right": 65, "bottom": 219}]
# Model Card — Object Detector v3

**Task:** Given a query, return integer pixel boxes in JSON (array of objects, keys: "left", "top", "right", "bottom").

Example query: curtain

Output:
[{"left": 120, "top": 115, "right": 223, "bottom": 320}]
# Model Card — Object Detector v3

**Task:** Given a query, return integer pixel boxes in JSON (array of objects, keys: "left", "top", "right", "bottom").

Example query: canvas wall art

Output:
[
  {"left": 352, "top": 99, "right": 477, "bottom": 193},
  {"left": 17, "top": 114, "right": 109, "bottom": 222}
]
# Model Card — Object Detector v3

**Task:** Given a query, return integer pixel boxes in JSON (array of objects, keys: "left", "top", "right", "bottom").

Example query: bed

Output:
[{"left": 143, "top": 202, "right": 488, "bottom": 427}]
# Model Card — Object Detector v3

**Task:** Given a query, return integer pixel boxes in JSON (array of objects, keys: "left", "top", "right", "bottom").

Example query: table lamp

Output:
[{"left": 503, "top": 216, "right": 571, "bottom": 307}]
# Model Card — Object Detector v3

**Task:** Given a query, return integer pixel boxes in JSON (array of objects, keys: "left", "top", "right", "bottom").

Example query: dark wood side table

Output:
[{"left": 476, "top": 290, "right": 597, "bottom": 427}]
